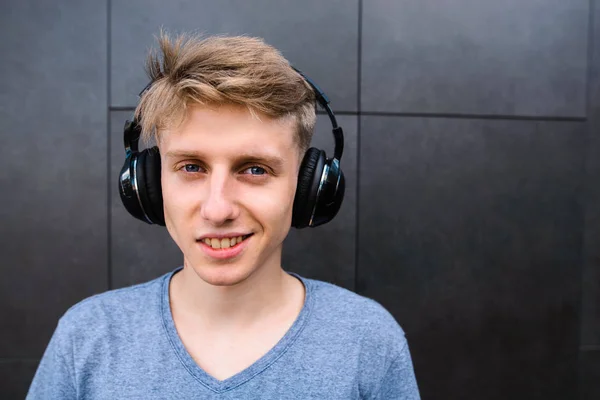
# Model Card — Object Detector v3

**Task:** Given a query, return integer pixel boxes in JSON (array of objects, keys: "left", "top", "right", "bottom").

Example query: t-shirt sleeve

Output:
[
  {"left": 372, "top": 340, "right": 421, "bottom": 400},
  {"left": 26, "top": 319, "right": 77, "bottom": 399}
]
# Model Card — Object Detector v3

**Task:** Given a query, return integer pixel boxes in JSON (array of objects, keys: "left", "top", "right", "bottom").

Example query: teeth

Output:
[{"left": 203, "top": 235, "right": 249, "bottom": 249}]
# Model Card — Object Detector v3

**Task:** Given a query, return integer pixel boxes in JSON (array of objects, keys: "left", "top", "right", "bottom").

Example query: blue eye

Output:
[
  {"left": 183, "top": 164, "right": 201, "bottom": 173},
  {"left": 246, "top": 166, "right": 266, "bottom": 175}
]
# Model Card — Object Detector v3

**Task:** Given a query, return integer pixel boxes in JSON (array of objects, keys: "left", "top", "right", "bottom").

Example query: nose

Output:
[{"left": 199, "top": 169, "right": 239, "bottom": 225}]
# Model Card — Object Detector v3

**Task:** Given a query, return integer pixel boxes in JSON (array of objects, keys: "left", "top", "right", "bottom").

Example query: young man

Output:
[{"left": 27, "top": 32, "right": 420, "bottom": 399}]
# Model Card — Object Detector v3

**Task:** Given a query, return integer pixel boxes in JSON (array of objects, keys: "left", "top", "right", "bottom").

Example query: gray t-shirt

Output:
[{"left": 27, "top": 267, "right": 420, "bottom": 399}]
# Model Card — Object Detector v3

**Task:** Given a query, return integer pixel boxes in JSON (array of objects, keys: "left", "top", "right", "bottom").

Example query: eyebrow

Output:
[{"left": 164, "top": 150, "right": 287, "bottom": 170}]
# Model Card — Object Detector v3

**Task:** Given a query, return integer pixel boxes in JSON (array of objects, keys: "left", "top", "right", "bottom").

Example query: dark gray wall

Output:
[{"left": 0, "top": 1, "right": 598, "bottom": 399}]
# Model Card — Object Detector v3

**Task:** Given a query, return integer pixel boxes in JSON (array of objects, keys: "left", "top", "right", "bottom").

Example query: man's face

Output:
[{"left": 158, "top": 104, "right": 301, "bottom": 287}]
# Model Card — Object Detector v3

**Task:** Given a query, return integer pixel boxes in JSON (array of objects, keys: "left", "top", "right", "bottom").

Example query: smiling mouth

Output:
[{"left": 198, "top": 234, "right": 253, "bottom": 250}]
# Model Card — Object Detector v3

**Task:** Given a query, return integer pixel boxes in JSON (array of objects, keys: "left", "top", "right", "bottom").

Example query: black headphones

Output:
[{"left": 118, "top": 67, "right": 345, "bottom": 229}]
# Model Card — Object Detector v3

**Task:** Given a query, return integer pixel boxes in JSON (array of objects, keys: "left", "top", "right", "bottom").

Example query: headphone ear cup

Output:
[
  {"left": 292, "top": 147, "right": 325, "bottom": 229},
  {"left": 310, "top": 162, "right": 345, "bottom": 227},
  {"left": 135, "top": 147, "right": 165, "bottom": 225},
  {"left": 118, "top": 153, "right": 147, "bottom": 223}
]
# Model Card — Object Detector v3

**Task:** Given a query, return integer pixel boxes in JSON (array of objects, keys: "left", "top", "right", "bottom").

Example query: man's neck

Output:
[{"left": 169, "top": 260, "right": 302, "bottom": 332}]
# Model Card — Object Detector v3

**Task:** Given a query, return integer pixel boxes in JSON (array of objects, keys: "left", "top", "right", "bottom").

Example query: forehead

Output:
[{"left": 159, "top": 104, "right": 297, "bottom": 159}]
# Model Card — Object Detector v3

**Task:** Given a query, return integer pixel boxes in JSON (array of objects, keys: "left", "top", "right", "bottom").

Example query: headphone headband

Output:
[
  {"left": 291, "top": 66, "right": 344, "bottom": 161},
  {"left": 123, "top": 119, "right": 141, "bottom": 156}
]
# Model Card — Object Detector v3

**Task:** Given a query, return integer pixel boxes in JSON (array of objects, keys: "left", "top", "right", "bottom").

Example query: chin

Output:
[{"left": 192, "top": 263, "right": 254, "bottom": 287}]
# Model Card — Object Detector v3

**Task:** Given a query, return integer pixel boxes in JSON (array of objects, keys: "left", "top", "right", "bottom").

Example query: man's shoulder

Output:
[
  {"left": 303, "top": 281, "right": 420, "bottom": 399},
  {"left": 301, "top": 275, "right": 406, "bottom": 341},
  {"left": 58, "top": 270, "right": 170, "bottom": 332},
  {"left": 299, "top": 275, "right": 411, "bottom": 388}
]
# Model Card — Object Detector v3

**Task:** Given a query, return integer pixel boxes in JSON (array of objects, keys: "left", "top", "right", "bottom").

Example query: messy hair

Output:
[{"left": 135, "top": 31, "right": 317, "bottom": 154}]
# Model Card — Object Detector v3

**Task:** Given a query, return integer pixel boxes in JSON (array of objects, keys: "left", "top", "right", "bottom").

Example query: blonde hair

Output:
[{"left": 135, "top": 31, "right": 316, "bottom": 154}]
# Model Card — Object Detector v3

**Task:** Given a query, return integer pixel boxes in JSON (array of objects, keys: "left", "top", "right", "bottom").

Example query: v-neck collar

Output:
[{"left": 160, "top": 266, "right": 314, "bottom": 393}]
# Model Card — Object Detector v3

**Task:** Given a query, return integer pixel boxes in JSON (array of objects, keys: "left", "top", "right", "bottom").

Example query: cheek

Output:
[
  {"left": 160, "top": 178, "right": 179, "bottom": 231},
  {"left": 160, "top": 175, "right": 197, "bottom": 221},
  {"left": 246, "top": 180, "right": 297, "bottom": 222},
  {"left": 160, "top": 178, "right": 176, "bottom": 214}
]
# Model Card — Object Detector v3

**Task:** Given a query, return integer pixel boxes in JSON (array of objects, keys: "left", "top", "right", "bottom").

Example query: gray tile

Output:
[
  {"left": 580, "top": 350, "right": 600, "bottom": 400},
  {"left": 361, "top": 0, "right": 588, "bottom": 117},
  {"left": 110, "top": 112, "right": 182, "bottom": 288},
  {"left": 581, "top": 0, "right": 600, "bottom": 347},
  {"left": 0, "top": 359, "right": 39, "bottom": 400},
  {"left": 358, "top": 116, "right": 584, "bottom": 399},
  {"left": 0, "top": 1, "right": 108, "bottom": 357},
  {"left": 111, "top": 0, "right": 358, "bottom": 111},
  {"left": 283, "top": 115, "right": 357, "bottom": 291}
]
